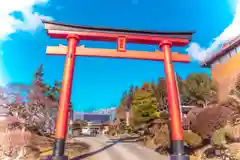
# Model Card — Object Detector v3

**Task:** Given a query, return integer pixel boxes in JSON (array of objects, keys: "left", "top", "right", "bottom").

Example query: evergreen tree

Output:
[
  {"left": 154, "top": 78, "right": 168, "bottom": 112},
  {"left": 175, "top": 74, "right": 185, "bottom": 106},
  {"left": 126, "top": 85, "right": 134, "bottom": 111},
  {"left": 29, "top": 64, "right": 50, "bottom": 103},
  {"left": 47, "top": 81, "right": 62, "bottom": 102},
  {"left": 47, "top": 80, "right": 74, "bottom": 110},
  {"left": 141, "top": 82, "right": 153, "bottom": 92},
  {"left": 121, "top": 90, "right": 128, "bottom": 107},
  {"left": 34, "top": 64, "right": 48, "bottom": 92},
  {"left": 182, "top": 73, "right": 217, "bottom": 107},
  {"left": 116, "top": 90, "right": 128, "bottom": 121},
  {"left": 132, "top": 88, "right": 159, "bottom": 125}
]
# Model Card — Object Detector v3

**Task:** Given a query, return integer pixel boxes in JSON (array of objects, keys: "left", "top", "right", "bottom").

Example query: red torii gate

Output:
[{"left": 42, "top": 20, "right": 194, "bottom": 160}]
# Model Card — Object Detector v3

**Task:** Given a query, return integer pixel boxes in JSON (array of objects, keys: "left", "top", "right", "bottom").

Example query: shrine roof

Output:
[
  {"left": 201, "top": 35, "right": 240, "bottom": 67},
  {"left": 42, "top": 20, "right": 195, "bottom": 40}
]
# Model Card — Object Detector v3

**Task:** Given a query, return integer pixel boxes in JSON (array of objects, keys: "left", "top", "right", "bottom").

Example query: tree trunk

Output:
[{"left": 126, "top": 111, "right": 130, "bottom": 126}]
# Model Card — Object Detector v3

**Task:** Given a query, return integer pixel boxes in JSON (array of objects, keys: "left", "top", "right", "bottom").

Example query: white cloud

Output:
[
  {"left": 0, "top": 0, "right": 52, "bottom": 86},
  {"left": 187, "top": 0, "right": 240, "bottom": 62},
  {"left": 0, "top": 0, "right": 53, "bottom": 41}
]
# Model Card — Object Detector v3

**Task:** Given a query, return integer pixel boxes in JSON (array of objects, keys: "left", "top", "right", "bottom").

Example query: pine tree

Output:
[
  {"left": 126, "top": 85, "right": 134, "bottom": 111},
  {"left": 29, "top": 64, "right": 50, "bottom": 102},
  {"left": 154, "top": 78, "right": 168, "bottom": 112},
  {"left": 47, "top": 80, "right": 74, "bottom": 110},
  {"left": 132, "top": 88, "right": 159, "bottom": 125},
  {"left": 121, "top": 90, "right": 128, "bottom": 108},
  {"left": 48, "top": 81, "right": 62, "bottom": 102},
  {"left": 34, "top": 64, "right": 46, "bottom": 90},
  {"left": 182, "top": 73, "right": 217, "bottom": 107}
]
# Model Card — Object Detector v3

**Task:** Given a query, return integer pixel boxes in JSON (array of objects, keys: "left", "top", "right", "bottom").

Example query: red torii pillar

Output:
[
  {"left": 53, "top": 35, "right": 79, "bottom": 160},
  {"left": 42, "top": 20, "right": 194, "bottom": 160}
]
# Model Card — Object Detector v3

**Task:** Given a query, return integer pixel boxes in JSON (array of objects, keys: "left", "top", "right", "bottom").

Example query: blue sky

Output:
[{"left": 0, "top": 0, "right": 238, "bottom": 111}]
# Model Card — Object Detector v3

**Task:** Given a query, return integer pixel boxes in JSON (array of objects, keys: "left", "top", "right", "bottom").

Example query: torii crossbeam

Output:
[
  {"left": 42, "top": 20, "right": 194, "bottom": 160},
  {"left": 46, "top": 45, "right": 190, "bottom": 62}
]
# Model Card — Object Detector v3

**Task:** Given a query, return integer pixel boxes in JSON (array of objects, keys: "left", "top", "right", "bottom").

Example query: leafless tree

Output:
[{"left": 0, "top": 82, "right": 57, "bottom": 135}]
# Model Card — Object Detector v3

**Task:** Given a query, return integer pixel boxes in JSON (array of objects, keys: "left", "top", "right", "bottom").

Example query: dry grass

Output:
[
  {"left": 0, "top": 125, "right": 35, "bottom": 159},
  {"left": 0, "top": 120, "right": 90, "bottom": 160},
  {"left": 35, "top": 135, "right": 90, "bottom": 160}
]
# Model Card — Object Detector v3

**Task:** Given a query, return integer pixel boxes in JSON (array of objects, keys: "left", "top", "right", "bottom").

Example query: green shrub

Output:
[
  {"left": 144, "top": 124, "right": 169, "bottom": 149},
  {"left": 211, "top": 128, "right": 227, "bottom": 147},
  {"left": 183, "top": 130, "right": 202, "bottom": 148},
  {"left": 153, "top": 124, "right": 170, "bottom": 148}
]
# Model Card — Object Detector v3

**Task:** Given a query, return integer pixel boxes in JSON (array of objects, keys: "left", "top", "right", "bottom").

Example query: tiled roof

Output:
[
  {"left": 42, "top": 20, "right": 195, "bottom": 40},
  {"left": 201, "top": 35, "right": 240, "bottom": 67},
  {"left": 83, "top": 114, "right": 110, "bottom": 124}
]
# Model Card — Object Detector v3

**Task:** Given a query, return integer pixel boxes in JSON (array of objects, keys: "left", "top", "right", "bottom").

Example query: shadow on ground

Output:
[{"left": 70, "top": 136, "right": 141, "bottom": 160}]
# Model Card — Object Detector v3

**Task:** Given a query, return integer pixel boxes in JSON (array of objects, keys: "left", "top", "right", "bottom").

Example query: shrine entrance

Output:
[{"left": 42, "top": 20, "right": 194, "bottom": 160}]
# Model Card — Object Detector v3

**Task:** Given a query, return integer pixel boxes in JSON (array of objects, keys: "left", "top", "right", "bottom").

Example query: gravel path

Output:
[{"left": 73, "top": 135, "right": 168, "bottom": 160}]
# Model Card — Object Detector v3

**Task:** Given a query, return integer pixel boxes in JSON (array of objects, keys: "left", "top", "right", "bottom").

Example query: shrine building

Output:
[{"left": 201, "top": 36, "right": 240, "bottom": 102}]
